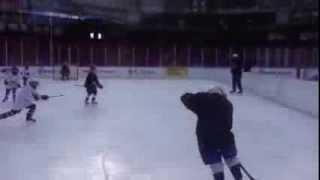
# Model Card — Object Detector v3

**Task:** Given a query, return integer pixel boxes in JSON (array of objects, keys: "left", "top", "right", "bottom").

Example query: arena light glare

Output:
[
  {"left": 90, "top": 32, "right": 94, "bottom": 39},
  {"left": 98, "top": 33, "right": 103, "bottom": 40}
]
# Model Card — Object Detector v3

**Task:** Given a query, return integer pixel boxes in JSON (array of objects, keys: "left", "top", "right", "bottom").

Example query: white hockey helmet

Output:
[{"left": 208, "top": 86, "right": 226, "bottom": 97}]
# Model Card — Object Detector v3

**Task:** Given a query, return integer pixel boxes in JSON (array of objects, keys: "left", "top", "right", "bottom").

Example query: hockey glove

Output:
[
  {"left": 41, "top": 95, "right": 49, "bottom": 100},
  {"left": 33, "top": 94, "right": 40, "bottom": 101},
  {"left": 98, "top": 84, "right": 104, "bottom": 89}
]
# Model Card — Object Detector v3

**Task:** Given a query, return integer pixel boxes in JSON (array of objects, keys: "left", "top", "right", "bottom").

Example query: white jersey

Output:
[
  {"left": 21, "top": 69, "right": 31, "bottom": 79},
  {"left": 5, "top": 74, "right": 20, "bottom": 89},
  {"left": 2, "top": 70, "right": 9, "bottom": 87},
  {"left": 13, "top": 86, "right": 39, "bottom": 110}
]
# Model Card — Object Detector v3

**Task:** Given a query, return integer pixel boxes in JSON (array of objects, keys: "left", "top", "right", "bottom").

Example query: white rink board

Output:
[
  {"left": 0, "top": 67, "right": 167, "bottom": 80},
  {"left": 188, "top": 68, "right": 319, "bottom": 117},
  {"left": 77, "top": 67, "right": 167, "bottom": 79},
  {"left": 0, "top": 66, "right": 318, "bottom": 116}
]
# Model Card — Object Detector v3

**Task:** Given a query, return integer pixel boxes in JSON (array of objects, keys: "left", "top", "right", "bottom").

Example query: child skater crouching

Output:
[{"left": 0, "top": 80, "right": 49, "bottom": 122}]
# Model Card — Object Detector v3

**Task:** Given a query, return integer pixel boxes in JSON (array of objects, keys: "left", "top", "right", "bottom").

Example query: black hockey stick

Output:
[
  {"left": 240, "top": 164, "right": 257, "bottom": 180},
  {"left": 49, "top": 95, "right": 64, "bottom": 98}
]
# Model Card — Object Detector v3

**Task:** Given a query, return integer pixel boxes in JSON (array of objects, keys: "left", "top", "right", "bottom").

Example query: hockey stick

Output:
[
  {"left": 49, "top": 95, "right": 64, "bottom": 98},
  {"left": 74, "top": 85, "right": 84, "bottom": 87},
  {"left": 240, "top": 164, "right": 257, "bottom": 180}
]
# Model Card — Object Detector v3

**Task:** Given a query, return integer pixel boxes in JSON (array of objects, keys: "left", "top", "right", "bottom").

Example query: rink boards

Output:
[{"left": 0, "top": 66, "right": 318, "bottom": 117}]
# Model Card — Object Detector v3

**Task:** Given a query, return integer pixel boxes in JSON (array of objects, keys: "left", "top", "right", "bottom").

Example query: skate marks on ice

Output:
[
  {"left": 101, "top": 151, "right": 154, "bottom": 180},
  {"left": 101, "top": 149, "right": 155, "bottom": 180},
  {"left": 0, "top": 79, "right": 318, "bottom": 180},
  {"left": 102, "top": 151, "right": 110, "bottom": 180},
  {"left": 100, "top": 148, "right": 211, "bottom": 180}
]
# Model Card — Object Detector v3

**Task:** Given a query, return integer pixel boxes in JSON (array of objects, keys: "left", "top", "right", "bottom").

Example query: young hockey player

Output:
[
  {"left": 1, "top": 67, "right": 9, "bottom": 86},
  {"left": 0, "top": 80, "right": 49, "bottom": 122},
  {"left": 84, "top": 65, "right": 103, "bottom": 104},
  {"left": 60, "top": 63, "right": 70, "bottom": 81},
  {"left": 230, "top": 53, "right": 243, "bottom": 94},
  {"left": 181, "top": 87, "right": 243, "bottom": 180},
  {"left": 21, "top": 65, "right": 31, "bottom": 86},
  {"left": 2, "top": 66, "right": 21, "bottom": 103}
]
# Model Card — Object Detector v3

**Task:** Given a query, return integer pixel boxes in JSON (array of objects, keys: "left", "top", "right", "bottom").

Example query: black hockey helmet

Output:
[
  {"left": 29, "top": 80, "right": 39, "bottom": 89},
  {"left": 11, "top": 66, "right": 19, "bottom": 75}
]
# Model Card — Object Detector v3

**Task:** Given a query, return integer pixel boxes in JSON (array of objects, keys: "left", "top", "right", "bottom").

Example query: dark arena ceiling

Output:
[
  {"left": 1, "top": 0, "right": 318, "bottom": 24},
  {"left": 0, "top": 0, "right": 318, "bottom": 42}
]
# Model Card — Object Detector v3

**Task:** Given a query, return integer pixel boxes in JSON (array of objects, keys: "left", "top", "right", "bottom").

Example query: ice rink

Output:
[{"left": 0, "top": 79, "right": 318, "bottom": 180}]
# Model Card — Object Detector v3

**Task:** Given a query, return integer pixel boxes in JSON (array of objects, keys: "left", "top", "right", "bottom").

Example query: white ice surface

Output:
[{"left": 0, "top": 79, "right": 318, "bottom": 180}]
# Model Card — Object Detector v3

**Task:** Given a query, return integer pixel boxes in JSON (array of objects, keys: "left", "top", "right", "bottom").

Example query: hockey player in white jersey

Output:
[
  {"left": 2, "top": 66, "right": 21, "bottom": 103},
  {"left": 0, "top": 80, "right": 49, "bottom": 122},
  {"left": 21, "top": 65, "right": 31, "bottom": 86}
]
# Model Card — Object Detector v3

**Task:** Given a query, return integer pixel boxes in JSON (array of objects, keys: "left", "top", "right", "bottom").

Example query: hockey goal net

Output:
[{"left": 52, "top": 65, "right": 80, "bottom": 80}]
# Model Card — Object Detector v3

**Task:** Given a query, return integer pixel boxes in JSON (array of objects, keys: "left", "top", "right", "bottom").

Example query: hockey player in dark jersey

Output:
[
  {"left": 84, "top": 65, "right": 103, "bottom": 104},
  {"left": 181, "top": 87, "right": 243, "bottom": 180},
  {"left": 60, "top": 63, "right": 70, "bottom": 81},
  {"left": 230, "top": 53, "right": 243, "bottom": 94}
]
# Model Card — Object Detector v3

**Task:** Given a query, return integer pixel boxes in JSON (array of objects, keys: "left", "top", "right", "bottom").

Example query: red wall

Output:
[{"left": 0, "top": 35, "right": 318, "bottom": 68}]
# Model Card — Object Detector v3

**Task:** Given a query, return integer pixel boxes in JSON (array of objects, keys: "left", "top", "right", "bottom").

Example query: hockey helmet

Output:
[
  {"left": 208, "top": 86, "right": 226, "bottom": 97},
  {"left": 11, "top": 66, "right": 19, "bottom": 75},
  {"left": 29, "top": 80, "right": 39, "bottom": 89}
]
